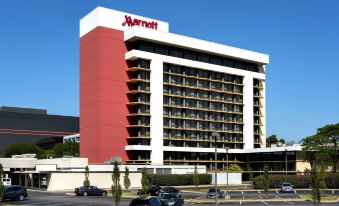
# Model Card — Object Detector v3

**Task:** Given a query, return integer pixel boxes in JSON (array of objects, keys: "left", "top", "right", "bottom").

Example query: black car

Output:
[
  {"left": 1, "top": 185, "right": 27, "bottom": 201},
  {"left": 161, "top": 193, "right": 184, "bottom": 206},
  {"left": 158, "top": 187, "right": 179, "bottom": 196},
  {"left": 129, "top": 196, "right": 162, "bottom": 206},
  {"left": 137, "top": 185, "right": 161, "bottom": 196},
  {"left": 74, "top": 186, "right": 107, "bottom": 196}
]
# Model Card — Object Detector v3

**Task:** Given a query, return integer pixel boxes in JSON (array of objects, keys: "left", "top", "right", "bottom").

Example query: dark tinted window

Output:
[
  {"left": 132, "top": 41, "right": 260, "bottom": 73},
  {"left": 130, "top": 199, "right": 148, "bottom": 205},
  {"left": 12, "top": 186, "right": 22, "bottom": 191}
]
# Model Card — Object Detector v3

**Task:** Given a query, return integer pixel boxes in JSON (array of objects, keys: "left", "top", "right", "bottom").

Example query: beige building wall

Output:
[
  {"left": 296, "top": 152, "right": 311, "bottom": 172},
  {"left": 47, "top": 172, "right": 142, "bottom": 191}
]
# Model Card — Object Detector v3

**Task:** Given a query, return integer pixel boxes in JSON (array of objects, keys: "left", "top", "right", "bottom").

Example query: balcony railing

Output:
[{"left": 164, "top": 71, "right": 243, "bottom": 86}]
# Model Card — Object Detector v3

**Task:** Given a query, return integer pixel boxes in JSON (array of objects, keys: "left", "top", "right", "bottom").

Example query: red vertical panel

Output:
[{"left": 80, "top": 26, "right": 128, "bottom": 163}]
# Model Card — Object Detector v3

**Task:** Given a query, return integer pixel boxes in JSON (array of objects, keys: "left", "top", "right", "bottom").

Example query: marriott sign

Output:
[{"left": 122, "top": 15, "right": 158, "bottom": 30}]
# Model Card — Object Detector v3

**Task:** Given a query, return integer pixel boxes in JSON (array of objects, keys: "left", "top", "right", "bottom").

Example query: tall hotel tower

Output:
[{"left": 80, "top": 7, "right": 269, "bottom": 170}]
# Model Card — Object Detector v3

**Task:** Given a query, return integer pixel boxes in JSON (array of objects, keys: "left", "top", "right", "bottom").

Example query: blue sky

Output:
[{"left": 0, "top": 0, "right": 338, "bottom": 142}]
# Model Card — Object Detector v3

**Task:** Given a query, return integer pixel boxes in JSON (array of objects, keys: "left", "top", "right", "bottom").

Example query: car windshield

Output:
[
  {"left": 162, "top": 194, "right": 176, "bottom": 199},
  {"left": 282, "top": 183, "right": 291, "bottom": 187},
  {"left": 208, "top": 189, "right": 219, "bottom": 193}
]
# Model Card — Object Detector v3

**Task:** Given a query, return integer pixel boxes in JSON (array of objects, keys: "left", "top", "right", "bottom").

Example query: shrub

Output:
[
  {"left": 149, "top": 174, "right": 211, "bottom": 186},
  {"left": 324, "top": 173, "right": 339, "bottom": 188},
  {"left": 141, "top": 168, "right": 150, "bottom": 190},
  {"left": 253, "top": 175, "right": 310, "bottom": 188},
  {"left": 252, "top": 174, "right": 339, "bottom": 189},
  {"left": 228, "top": 164, "right": 242, "bottom": 173}
]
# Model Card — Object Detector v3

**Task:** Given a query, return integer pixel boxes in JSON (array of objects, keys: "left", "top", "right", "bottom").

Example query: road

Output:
[{"left": 4, "top": 190, "right": 338, "bottom": 206}]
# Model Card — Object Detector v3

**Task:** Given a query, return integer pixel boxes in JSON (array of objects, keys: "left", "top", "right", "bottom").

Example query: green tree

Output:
[
  {"left": 228, "top": 164, "right": 242, "bottom": 173},
  {"left": 266, "top": 135, "right": 286, "bottom": 146},
  {"left": 3, "top": 143, "right": 44, "bottom": 158},
  {"left": 263, "top": 165, "right": 270, "bottom": 195},
  {"left": 193, "top": 165, "right": 199, "bottom": 188},
  {"left": 0, "top": 164, "right": 4, "bottom": 200},
  {"left": 316, "top": 123, "right": 339, "bottom": 173},
  {"left": 301, "top": 131, "right": 334, "bottom": 206},
  {"left": 83, "top": 165, "right": 90, "bottom": 187},
  {"left": 123, "top": 167, "right": 131, "bottom": 191},
  {"left": 266, "top": 135, "right": 278, "bottom": 145},
  {"left": 111, "top": 161, "right": 122, "bottom": 206},
  {"left": 311, "top": 169, "right": 321, "bottom": 206},
  {"left": 249, "top": 169, "right": 254, "bottom": 181},
  {"left": 47, "top": 142, "right": 79, "bottom": 158},
  {"left": 301, "top": 134, "right": 331, "bottom": 170},
  {"left": 141, "top": 168, "right": 150, "bottom": 191}
]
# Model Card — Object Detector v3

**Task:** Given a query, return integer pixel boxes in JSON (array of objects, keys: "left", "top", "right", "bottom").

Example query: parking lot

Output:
[{"left": 5, "top": 190, "right": 338, "bottom": 206}]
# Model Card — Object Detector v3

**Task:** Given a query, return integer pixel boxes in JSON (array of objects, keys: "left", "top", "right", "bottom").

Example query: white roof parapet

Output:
[
  {"left": 124, "top": 27, "right": 269, "bottom": 65},
  {"left": 80, "top": 7, "right": 169, "bottom": 37}
]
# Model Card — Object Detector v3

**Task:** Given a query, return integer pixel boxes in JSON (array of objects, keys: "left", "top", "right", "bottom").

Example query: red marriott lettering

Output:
[{"left": 122, "top": 15, "right": 158, "bottom": 30}]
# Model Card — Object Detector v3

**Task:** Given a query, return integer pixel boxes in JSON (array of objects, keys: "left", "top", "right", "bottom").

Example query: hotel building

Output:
[{"left": 80, "top": 7, "right": 301, "bottom": 173}]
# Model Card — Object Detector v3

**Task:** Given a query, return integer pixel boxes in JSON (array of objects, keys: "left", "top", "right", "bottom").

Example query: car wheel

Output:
[
  {"left": 18, "top": 195, "right": 25, "bottom": 201},
  {"left": 83, "top": 192, "right": 88, "bottom": 196},
  {"left": 102, "top": 192, "right": 107, "bottom": 197}
]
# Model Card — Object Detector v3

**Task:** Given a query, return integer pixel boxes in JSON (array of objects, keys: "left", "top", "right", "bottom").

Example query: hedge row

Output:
[
  {"left": 149, "top": 174, "right": 212, "bottom": 186},
  {"left": 253, "top": 173, "right": 339, "bottom": 189}
]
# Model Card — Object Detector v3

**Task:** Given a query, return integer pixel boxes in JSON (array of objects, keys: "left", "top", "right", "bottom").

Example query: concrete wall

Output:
[
  {"left": 47, "top": 172, "right": 141, "bottom": 191},
  {"left": 0, "top": 158, "right": 37, "bottom": 171},
  {"left": 210, "top": 173, "right": 242, "bottom": 185},
  {"left": 37, "top": 158, "right": 88, "bottom": 169}
]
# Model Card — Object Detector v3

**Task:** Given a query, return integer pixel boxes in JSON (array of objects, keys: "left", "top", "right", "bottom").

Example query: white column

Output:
[
  {"left": 150, "top": 59, "right": 164, "bottom": 165},
  {"left": 243, "top": 76, "right": 254, "bottom": 149}
]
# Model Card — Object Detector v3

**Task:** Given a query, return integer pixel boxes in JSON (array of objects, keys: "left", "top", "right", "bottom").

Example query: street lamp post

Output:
[
  {"left": 225, "top": 147, "right": 230, "bottom": 199},
  {"left": 212, "top": 132, "right": 220, "bottom": 206}
]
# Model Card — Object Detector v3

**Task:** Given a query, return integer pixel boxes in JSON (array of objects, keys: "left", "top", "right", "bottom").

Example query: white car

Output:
[
  {"left": 281, "top": 182, "right": 293, "bottom": 193},
  {"left": 2, "top": 177, "right": 12, "bottom": 186}
]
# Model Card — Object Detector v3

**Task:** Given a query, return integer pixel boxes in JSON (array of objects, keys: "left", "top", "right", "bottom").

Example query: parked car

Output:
[
  {"left": 206, "top": 188, "right": 225, "bottom": 198},
  {"left": 280, "top": 182, "right": 294, "bottom": 193},
  {"left": 74, "top": 186, "right": 107, "bottom": 196},
  {"left": 137, "top": 185, "right": 161, "bottom": 196},
  {"left": 2, "top": 177, "right": 11, "bottom": 186},
  {"left": 1, "top": 185, "right": 27, "bottom": 201},
  {"left": 160, "top": 193, "right": 184, "bottom": 206},
  {"left": 129, "top": 196, "right": 162, "bottom": 206},
  {"left": 158, "top": 187, "right": 179, "bottom": 196}
]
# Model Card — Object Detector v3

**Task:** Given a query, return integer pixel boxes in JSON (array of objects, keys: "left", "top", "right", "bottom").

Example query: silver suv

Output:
[{"left": 280, "top": 182, "right": 293, "bottom": 193}]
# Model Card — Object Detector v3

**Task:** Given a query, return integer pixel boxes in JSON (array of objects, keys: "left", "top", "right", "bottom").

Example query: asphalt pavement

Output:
[{"left": 3, "top": 190, "right": 338, "bottom": 206}]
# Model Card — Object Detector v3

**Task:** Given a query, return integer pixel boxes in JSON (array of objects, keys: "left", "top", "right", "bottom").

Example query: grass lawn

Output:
[{"left": 300, "top": 194, "right": 339, "bottom": 202}]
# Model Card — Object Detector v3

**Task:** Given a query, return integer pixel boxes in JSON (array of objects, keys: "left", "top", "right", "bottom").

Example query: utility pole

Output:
[{"left": 212, "top": 133, "right": 220, "bottom": 206}]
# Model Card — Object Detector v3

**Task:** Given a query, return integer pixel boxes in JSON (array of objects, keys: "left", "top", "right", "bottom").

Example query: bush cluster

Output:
[
  {"left": 253, "top": 174, "right": 339, "bottom": 189},
  {"left": 324, "top": 173, "right": 339, "bottom": 188},
  {"left": 149, "top": 174, "right": 211, "bottom": 186}
]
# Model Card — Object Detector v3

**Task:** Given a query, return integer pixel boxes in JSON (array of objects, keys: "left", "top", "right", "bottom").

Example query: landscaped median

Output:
[{"left": 185, "top": 195, "right": 339, "bottom": 204}]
